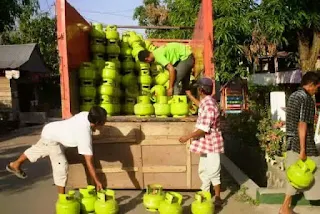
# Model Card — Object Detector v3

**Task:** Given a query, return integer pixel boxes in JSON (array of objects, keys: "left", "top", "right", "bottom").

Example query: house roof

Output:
[{"left": 0, "top": 43, "right": 50, "bottom": 73}]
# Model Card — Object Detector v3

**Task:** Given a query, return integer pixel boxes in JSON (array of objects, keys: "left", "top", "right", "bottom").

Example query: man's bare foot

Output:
[{"left": 279, "top": 207, "right": 298, "bottom": 214}]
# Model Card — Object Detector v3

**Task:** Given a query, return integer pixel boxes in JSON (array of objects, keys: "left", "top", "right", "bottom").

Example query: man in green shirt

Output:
[{"left": 138, "top": 42, "right": 195, "bottom": 96}]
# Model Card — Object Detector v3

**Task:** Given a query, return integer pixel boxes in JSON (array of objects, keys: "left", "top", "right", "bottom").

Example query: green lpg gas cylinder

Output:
[
  {"left": 125, "top": 85, "right": 139, "bottom": 99},
  {"left": 79, "top": 62, "right": 96, "bottom": 80},
  {"left": 138, "top": 75, "right": 152, "bottom": 85},
  {"left": 106, "top": 41, "right": 120, "bottom": 56},
  {"left": 98, "top": 79, "right": 115, "bottom": 96},
  {"left": 191, "top": 191, "right": 214, "bottom": 214},
  {"left": 105, "top": 25, "right": 119, "bottom": 41},
  {"left": 121, "top": 57, "right": 135, "bottom": 72},
  {"left": 158, "top": 192, "right": 183, "bottom": 214},
  {"left": 90, "top": 23, "right": 105, "bottom": 39},
  {"left": 128, "top": 32, "right": 142, "bottom": 46},
  {"left": 102, "top": 62, "right": 117, "bottom": 80},
  {"left": 136, "top": 62, "right": 150, "bottom": 72},
  {"left": 120, "top": 46, "right": 132, "bottom": 57},
  {"left": 286, "top": 158, "right": 316, "bottom": 189},
  {"left": 150, "top": 85, "right": 166, "bottom": 103},
  {"left": 91, "top": 38, "right": 105, "bottom": 54},
  {"left": 95, "top": 189, "right": 119, "bottom": 214},
  {"left": 134, "top": 96, "right": 154, "bottom": 117},
  {"left": 122, "top": 72, "right": 137, "bottom": 88},
  {"left": 140, "top": 84, "right": 151, "bottom": 96},
  {"left": 80, "top": 80, "right": 96, "bottom": 98},
  {"left": 100, "top": 95, "right": 113, "bottom": 104},
  {"left": 143, "top": 184, "right": 166, "bottom": 212},
  {"left": 131, "top": 45, "right": 145, "bottom": 59},
  {"left": 80, "top": 98, "right": 95, "bottom": 112},
  {"left": 121, "top": 98, "right": 136, "bottom": 115},
  {"left": 154, "top": 70, "right": 169, "bottom": 85},
  {"left": 79, "top": 185, "right": 97, "bottom": 214},
  {"left": 153, "top": 96, "right": 171, "bottom": 118},
  {"left": 108, "top": 56, "right": 121, "bottom": 71},
  {"left": 169, "top": 95, "right": 189, "bottom": 118},
  {"left": 56, "top": 190, "right": 80, "bottom": 214},
  {"left": 100, "top": 103, "right": 115, "bottom": 116}
]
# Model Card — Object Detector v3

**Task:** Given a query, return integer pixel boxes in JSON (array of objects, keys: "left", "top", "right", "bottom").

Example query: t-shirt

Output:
[
  {"left": 286, "top": 88, "right": 318, "bottom": 156},
  {"left": 152, "top": 43, "right": 192, "bottom": 67},
  {"left": 41, "top": 112, "right": 93, "bottom": 155}
]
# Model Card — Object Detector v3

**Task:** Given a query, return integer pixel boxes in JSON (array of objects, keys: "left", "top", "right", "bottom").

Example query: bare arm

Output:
[
  {"left": 166, "top": 63, "right": 176, "bottom": 89},
  {"left": 298, "top": 121, "right": 307, "bottom": 159},
  {"left": 187, "top": 129, "right": 206, "bottom": 139},
  {"left": 83, "top": 155, "right": 102, "bottom": 189},
  {"left": 186, "top": 91, "right": 200, "bottom": 107}
]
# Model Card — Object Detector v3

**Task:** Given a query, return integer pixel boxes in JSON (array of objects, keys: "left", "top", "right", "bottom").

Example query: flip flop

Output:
[
  {"left": 6, "top": 164, "right": 27, "bottom": 179},
  {"left": 214, "top": 198, "right": 225, "bottom": 208}
]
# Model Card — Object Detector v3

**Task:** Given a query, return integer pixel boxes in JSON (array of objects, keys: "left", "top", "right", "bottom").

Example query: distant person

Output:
[
  {"left": 6, "top": 106, "right": 107, "bottom": 194},
  {"left": 138, "top": 42, "right": 195, "bottom": 96},
  {"left": 179, "top": 78, "right": 224, "bottom": 207},
  {"left": 280, "top": 71, "right": 320, "bottom": 214}
]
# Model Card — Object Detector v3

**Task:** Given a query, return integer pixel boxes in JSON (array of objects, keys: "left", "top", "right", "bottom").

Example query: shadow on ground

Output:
[
  {"left": 0, "top": 125, "right": 42, "bottom": 143},
  {"left": 0, "top": 145, "right": 52, "bottom": 194}
]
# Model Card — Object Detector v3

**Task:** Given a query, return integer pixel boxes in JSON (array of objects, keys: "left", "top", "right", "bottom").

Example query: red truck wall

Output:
[{"left": 56, "top": 0, "right": 90, "bottom": 119}]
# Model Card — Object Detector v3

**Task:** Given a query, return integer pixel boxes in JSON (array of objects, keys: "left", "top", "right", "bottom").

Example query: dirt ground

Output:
[{"left": 1, "top": 131, "right": 320, "bottom": 214}]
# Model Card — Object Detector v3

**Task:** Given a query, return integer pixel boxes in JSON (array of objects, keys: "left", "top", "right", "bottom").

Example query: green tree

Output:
[
  {"left": 134, "top": 0, "right": 255, "bottom": 82},
  {"left": 258, "top": 0, "right": 320, "bottom": 72},
  {"left": 0, "top": 0, "right": 31, "bottom": 31},
  {"left": 1, "top": 1, "right": 59, "bottom": 74}
]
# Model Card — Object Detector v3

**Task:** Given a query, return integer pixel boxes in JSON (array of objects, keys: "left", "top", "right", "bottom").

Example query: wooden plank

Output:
[
  {"left": 66, "top": 164, "right": 88, "bottom": 188},
  {"left": 142, "top": 166, "right": 186, "bottom": 173},
  {"left": 98, "top": 172, "right": 143, "bottom": 189},
  {"left": 141, "top": 122, "right": 195, "bottom": 136},
  {"left": 97, "top": 167, "right": 138, "bottom": 173},
  {"left": 186, "top": 141, "right": 192, "bottom": 188},
  {"left": 106, "top": 115, "right": 198, "bottom": 122},
  {"left": 93, "top": 122, "right": 140, "bottom": 143},
  {"left": 0, "top": 88, "right": 11, "bottom": 92},
  {"left": 142, "top": 145, "right": 187, "bottom": 166},
  {"left": 191, "top": 165, "right": 202, "bottom": 189},
  {"left": 0, "top": 91, "right": 11, "bottom": 97},
  {"left": 144, "top": 173, "right": 187, "bottom": 189},
  {"left": 93, "top": 144, "right": 142, "bottom": 168},
  {"left": 93, "top": 138, "right": 137, "bottom": 144},
  {"left": 141, "top": 137, "right": 181, "bottom": 145},
  {"left": 191, "top": 152, "right": 200, "bottom": 165}
]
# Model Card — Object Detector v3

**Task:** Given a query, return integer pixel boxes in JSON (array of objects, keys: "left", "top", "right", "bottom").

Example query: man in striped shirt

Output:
[
  {"left": 280, "top": 71, "right": 320, "bottom": 214},
  {"left": 179, "top": 77, "right": 224, "bottom": 207}
]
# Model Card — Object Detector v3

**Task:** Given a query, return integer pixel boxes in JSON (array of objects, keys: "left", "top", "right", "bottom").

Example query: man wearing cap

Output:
[
  {"left": 179, "top": 77, "right": 224, "bottom": 207},
  {"left": 138, "top": 42, "right": 195, "bottom": 96}
]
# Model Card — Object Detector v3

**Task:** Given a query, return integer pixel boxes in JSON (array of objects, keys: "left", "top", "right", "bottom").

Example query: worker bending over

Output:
[{"left": 138, "top": 42, "right": 195, "bottom": 96}]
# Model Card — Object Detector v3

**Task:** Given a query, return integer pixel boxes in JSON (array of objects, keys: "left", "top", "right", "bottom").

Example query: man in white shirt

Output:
[{"left": 6, "top": 106, "right": 107, "bottom": 194}]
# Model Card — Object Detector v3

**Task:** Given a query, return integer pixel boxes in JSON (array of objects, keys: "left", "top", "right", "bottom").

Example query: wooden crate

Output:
[{"left": 66, "top": 120, "right": 207, "bottom": 189}]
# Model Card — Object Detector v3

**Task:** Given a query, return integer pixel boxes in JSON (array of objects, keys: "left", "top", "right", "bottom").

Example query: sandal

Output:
[
  {"left": 6, "top": 164, "right": 27, "bottom": 179},
  {"left": 214, "top": 198, "right": 224, "bottom": 208}
]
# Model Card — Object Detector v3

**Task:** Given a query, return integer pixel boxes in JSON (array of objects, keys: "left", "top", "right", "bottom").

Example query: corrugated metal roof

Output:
[{"left": 0, "top": 43, "right": 49, "bottom": 73}]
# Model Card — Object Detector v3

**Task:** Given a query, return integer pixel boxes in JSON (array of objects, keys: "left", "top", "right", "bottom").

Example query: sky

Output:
[{"left": 39, "top": 0, "right": 145, "bottom": 34}]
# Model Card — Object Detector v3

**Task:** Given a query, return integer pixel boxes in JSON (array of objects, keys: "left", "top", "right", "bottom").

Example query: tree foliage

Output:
[
  {"left": 134, "top": 0, "right": 320, "bottom": 81},
  {"left": 1, "top": 0, "right": 58, "bottom": 74},
  {"left": 134, "top": 0, "right": 256, "bottom": 82},
  {"left": 259, "top": 0, "right": 320, "bottom": 72}
]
